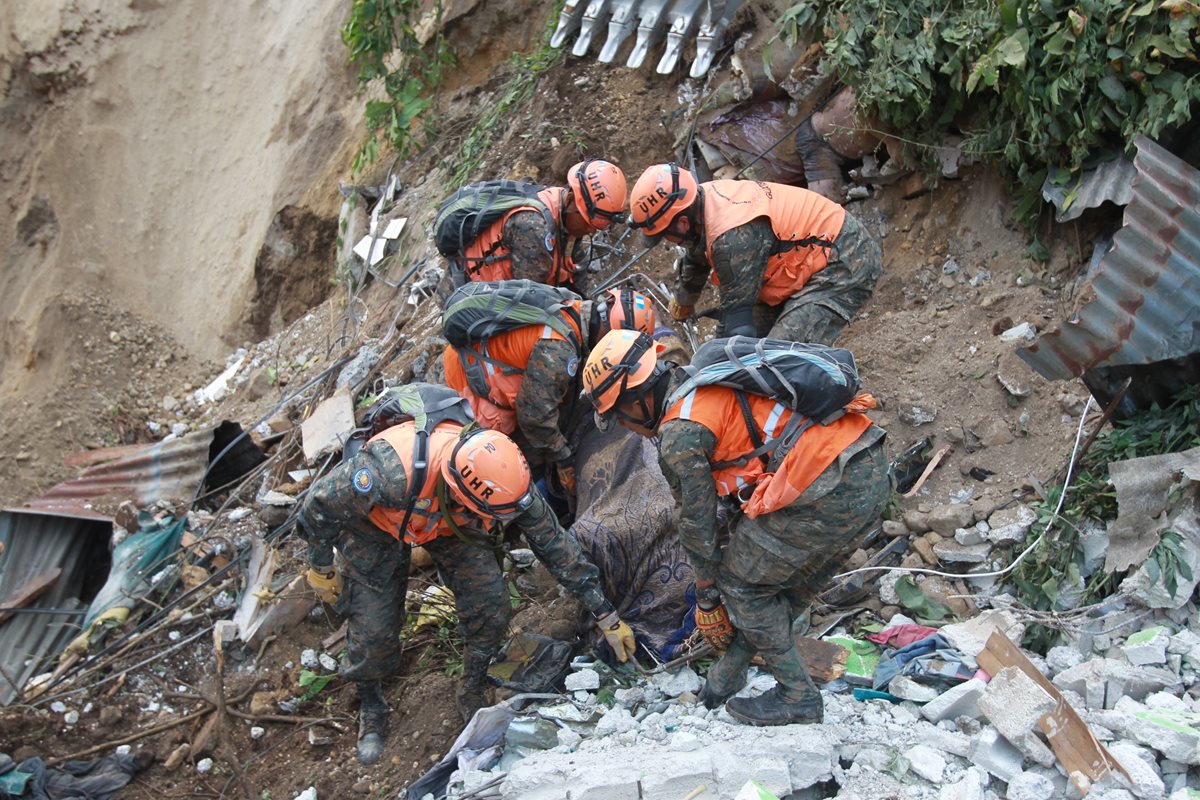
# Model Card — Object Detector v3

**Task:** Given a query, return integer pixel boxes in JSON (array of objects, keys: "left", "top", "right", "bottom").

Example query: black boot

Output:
[
  {"left": 457, "top": 648, "right": 492, "bottom": 723},
  {"left": 356, "top": 681, "right": 389, "bottom": 765},
  {"left": 699, "top": 639, "right": 753, "bottom": 709},
  {"left": 725, "top": 646, "right": 823, "bottom": 726}
]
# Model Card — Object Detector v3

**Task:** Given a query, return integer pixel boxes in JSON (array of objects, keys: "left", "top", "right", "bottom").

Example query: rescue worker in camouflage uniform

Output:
[
  {"left": 580, "top": 330, "right": 891, "bottom": 726},
  {"left": 442, "top": 285, "right": 656, "bottom": 498},
  {"left": 456, "top": 159, "right": 627, "bottom": 287},
  {"left": 627, "top": 163, "right": 882, "bottom": 343},
  {"left": 297, "top": 423, "right": 636, "bottom": 764}
]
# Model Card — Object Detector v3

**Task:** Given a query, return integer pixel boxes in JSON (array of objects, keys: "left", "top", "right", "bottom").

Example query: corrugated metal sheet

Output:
[
  {"left": 1041, "top": 156, "right": 1137, "bottom": 223},
  {"left": 0, "top": 510, "right": 106, "bottom": 705},
  {"left": 1019, "top": 136, "right": 1200, "bottom": 380},
  {"left": 18, "top": 430, "right": 213, "bottom": 518}
]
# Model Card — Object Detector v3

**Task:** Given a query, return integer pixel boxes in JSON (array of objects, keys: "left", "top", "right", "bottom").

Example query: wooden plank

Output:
[
  {"left": 0, "top": 568, "right": 62, "bottom": 625},
  {"left": 979, "top": 631, "right": 1130, "bottom": 790}
]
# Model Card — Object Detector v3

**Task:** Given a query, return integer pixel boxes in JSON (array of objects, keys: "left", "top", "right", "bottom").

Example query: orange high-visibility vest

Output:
[
  {"left": 365, "top": 422, "right": 479, "bottom": 545},
  {"left": 442, "top": 303, "right": 584, "bottom": 434},
  {"left": 463, "top": 188, "right": 575, "bottom": 285},
  {"left": 702, "top": 180, "right": 847, "bottom": 306},
  {"left": 661, "top": 385, "right": 871, "bottom": 518}
]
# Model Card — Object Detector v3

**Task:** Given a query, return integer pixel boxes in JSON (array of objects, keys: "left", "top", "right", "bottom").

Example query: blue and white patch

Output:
[
  {"left": 544, "top": 232, "right": 555, "bottom": 252},
  {"left": 352, "top": 467, "right": 374, "bottom": 494},
  {"left": 566, "top": 356, "right": 580, "bottom": 377}
]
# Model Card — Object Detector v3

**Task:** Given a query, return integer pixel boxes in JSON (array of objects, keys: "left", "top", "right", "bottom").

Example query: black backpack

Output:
[
  {"left": 442, "top": 280, "right": 584, "bottom": 407},
  {"left": 346, "top": 382, "right": 475, "bottom": 536},
  {"left": 667, "top": 336, "right": 863, "bottom": 470},
  {"left": 433, "top": 180, "right": 556, "bottom": 275}
]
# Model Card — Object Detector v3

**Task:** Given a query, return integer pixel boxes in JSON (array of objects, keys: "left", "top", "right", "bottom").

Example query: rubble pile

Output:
[{"left": 439, "top": 603, "right": 1200, "bottom": 800}]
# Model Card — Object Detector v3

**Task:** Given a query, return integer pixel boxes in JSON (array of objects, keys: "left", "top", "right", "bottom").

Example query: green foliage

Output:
[
  {"left": 780, "top": 0, "right": 1200, "bottom": 227},
  {"left": 1013, "top": 385, "right": 1200, "bottom": 649},
  {"left": 341, "top": 0, "right": 454, "bottom": 174},
  {"left": 298, "top": 669, "right": 334, "bottom": 701}
]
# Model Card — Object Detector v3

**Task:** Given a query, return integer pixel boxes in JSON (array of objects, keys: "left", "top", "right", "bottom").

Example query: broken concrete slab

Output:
[
  {"left": 1052, "top": 658, "right": 1182, "bottom": 709},
  {"left": 1105, "top": 446, "right": 1200, "bottom": 572},
  {"left": 941, "top": 609, "right": 1025, "bottom": 657},
  {"left": 300, "top": 387, "right": 355, "bottom": 463},
  {"left": 1005, "top": 770, "right": 1057, "bottom": 800},
  {"left": 970, "top": 725, "right": 1026, "bottom": 781},
  {"left": 978, "top": 666, "right": 1056, "bottom": 744},
  {"left": 888, "top": 675, "right": 940, "bottom": 703},
  {"left": 921, "top": 677, "right": 986, "bottom": 723},
  {"left": 904, "top": 744, "right": 947, "bottom": 783},
  {"left": 1108, "top": 742, "right": 1166, "bottom": 800},
  {"left": 1123, "top": 627, "right": 1171, "bottom": 667},
  {"left": 638, "top": 750, "right": 716, "bottom": 800},
  {"left": 940, "top": 765, "right": 987, "bottom": 800},
  {"left": 985, "top": 503, "right": 1038, "bottom": 545},
  {"left": 932, "top": 539, "right": 992, "bottom": 563}
]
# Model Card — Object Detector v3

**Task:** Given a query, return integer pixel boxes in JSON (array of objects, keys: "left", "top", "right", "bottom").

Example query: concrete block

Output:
[
  {"left": 651, "top": 666, "right": 701, "bottom": 697},
  {"left": 921, "top": 725, "right": 973, "bottom": 758},
  {"left": 985, "top": 504, "right": 1037, "bottom": 545},
  {"left": 939, "top": 765, "right": 986, "bottom": 800},
  {"left": 594, "top": 706, "right": 637, "bottom": 736},
  {"left": 1005, "top": 771, "right": 1056, "bottom": 800},
  {"left": 565, "top": 668, "right": 600, "bottom": 691},
  {"left": 941, "top": 609, "right": 1025, "bottom": 657},
  {"left": 638, "top": 751, "right": 715, "bottom": 800},
  {"left": 927, "top": 503, "right": 975, "bottom": 536},
  {"left": 1052, "top": 658, "right": 1182, "bottom": 709},
  {"left": 1122, "top": 627, "right": 1170, "bottom": 666},
  {"left": 782, "top": 728, "right": 838, "bottom": 789},
  {"left": 932, "top": 540, "right": 992, "bottom": 563},
  {"left": 921, "top": 678, "right": 987, "bottom": 723},
  {"left": 969, "top": 726, "right": 1025, "bottom": 782},
  {"left": 978, "top": 666, "right": 1056, "bottom": 742},
  {"left": 1045, "top": 645, "right": 1086, "bottom": 676},
  {"left": 1108, "top": 743, "right": 1166, "bottom": 800},
  {"left": 710, "top": 746, "right": 792, "bottom": 799},
  {"left": 904, "top": 744, "right": 947, "bottom": 783}
]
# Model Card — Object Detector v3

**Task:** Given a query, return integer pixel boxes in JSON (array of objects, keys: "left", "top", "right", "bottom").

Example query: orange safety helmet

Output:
[
  {"left": 628, "top": 163, "right": 698, "bottom": 236},
  {"left": 597, "top": 288, "right": 657, "bottom": 336},
  {"left": 567, "top": 159, "right": 628, "bottom": 230},
  {"left": 441, "top": 427, "right": 535, "bottom": 520},
  {"left": 581, "top": 329, "right": 663, "bottom": 416}
]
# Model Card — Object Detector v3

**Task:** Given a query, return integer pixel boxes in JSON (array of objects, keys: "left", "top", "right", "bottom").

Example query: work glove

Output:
[
  {"left": 668, "top": 298, "right": 694, "bottom": 322},
  {"left": 694, "top": 599, "right": 735, "bottom": 653},
  {"left": 306, "top": 564, "right": 342, "bottom": 604},
  {"left": 597, "top": 611, "right": 637, "bottom": 663},
  {"left": 555, "top": 461, "right": 577, "bottom": 496}
]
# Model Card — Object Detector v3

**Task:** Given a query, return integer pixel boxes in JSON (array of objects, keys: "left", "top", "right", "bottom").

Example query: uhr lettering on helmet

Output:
[{"left": 589, "top": 178, "right": 606, "bottom": 200}]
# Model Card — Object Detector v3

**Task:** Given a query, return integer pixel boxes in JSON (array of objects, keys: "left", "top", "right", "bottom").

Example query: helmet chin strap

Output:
[{"left": 615, "top": 365, "right": 672, "bottom": 431}]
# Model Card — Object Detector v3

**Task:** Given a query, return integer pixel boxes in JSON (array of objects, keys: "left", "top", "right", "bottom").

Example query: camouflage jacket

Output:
[
  {"left": 674, "top": 216, "right": 775, "bottom": 326},
  {"left": 295, "top": 437, "right": 612, "bottom": 615},
  {"left": 517, "top": 338, "right": 577, "bottom": 463}
]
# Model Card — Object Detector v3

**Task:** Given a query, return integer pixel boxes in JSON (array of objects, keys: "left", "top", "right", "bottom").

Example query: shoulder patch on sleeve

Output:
[
  {"left": 544, "top": 231, "right": 555, "bottom": 252},
  {"left": 566, "top": 356, "right": 580, "bottom": 377},
  {"left": 352, "top": 467, "right": 374, "bottom": 494}
]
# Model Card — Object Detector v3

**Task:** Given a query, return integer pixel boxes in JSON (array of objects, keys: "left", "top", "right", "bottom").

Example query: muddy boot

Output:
[
  {"left": 356, "top": 681, "right": 389, "bottom": 765},
  {"left": 725, "top": 646, "right": 823, "bottom": 726},
  {"left": 456, "top": 648, "right": 492, "bottom": 724},
  {"left": 698, "top": 638, "right": 753, "bottom": 710}
]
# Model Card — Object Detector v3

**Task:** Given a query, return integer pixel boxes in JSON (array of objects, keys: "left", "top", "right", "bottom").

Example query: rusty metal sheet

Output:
[
  {"left": 0, "top": 509, "right": 106, "bottom": 704},
  {"left": 18, "top": 430, "right": 213, "bottom": 518},
  {"left": 1019, "top": 136, "right": 1200, "bottom": 381}
]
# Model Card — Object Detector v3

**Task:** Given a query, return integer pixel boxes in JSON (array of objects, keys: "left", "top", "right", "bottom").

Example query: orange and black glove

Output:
[
  {"left": 668, "top": 298, "right": 694, "bottom": 322},
  {"left": 695, "top": 599, "right": 735, "bottom": 653}
]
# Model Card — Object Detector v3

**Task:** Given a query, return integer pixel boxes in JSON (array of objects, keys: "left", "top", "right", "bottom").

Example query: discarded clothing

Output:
[
  {"left": 868, "top": 623, "right": 938, "bottom": 649},
  {"left": 0, "top": 753, "right": 146, "bottom": 800},
  {"left": 871, "top": 634, "right": 976, "bottom": 691}
]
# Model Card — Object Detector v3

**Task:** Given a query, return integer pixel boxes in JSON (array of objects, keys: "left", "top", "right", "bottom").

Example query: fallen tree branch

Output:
[{"left": 45, "top": 705, "right": 212, "bottom": 766}]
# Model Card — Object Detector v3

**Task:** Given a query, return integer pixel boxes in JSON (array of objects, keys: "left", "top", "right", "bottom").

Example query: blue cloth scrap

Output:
[{"left": 871, "top": 633, "right": 977, "bottom": 690}]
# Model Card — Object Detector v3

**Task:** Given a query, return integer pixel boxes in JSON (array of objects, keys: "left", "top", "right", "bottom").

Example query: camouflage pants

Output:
[
  {"left": 336, "top": 524, "right": 412, "bottom": 683},
  {"left": 710, "top": 441, "right": 891, "bottom": 696},
  {"left": 760, "top": 211, "right": 883, "bottom": 344},
  {"left": 337, "top": 527, "right": 511, "bottom": 683}
]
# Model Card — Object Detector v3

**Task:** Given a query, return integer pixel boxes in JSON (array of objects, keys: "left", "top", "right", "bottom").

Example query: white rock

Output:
[
  {"left": 556, "top": 727, "right": 582, "bottom": 749},
  {"left": 670, "top": 731, "right": 702, "bottom": 752},
  {"left": 1108, "top": 743, "right": 1166, "bottom": 800},
  {"left": 594, "top": 706, "right": 637, "bottom": 737},
  {"left": 250, "top": 726, "right": 265, "bottom": 740},
  {"left": 940, "top": 766, "right": 986, "bottom": 800},
  {"left": 50, "top": 701, "right": 67, "bottom": 713},
  {"left": 115, "top": 745, "right": 131, "bottom": 756},
  {"left": 318, "top": 653, "right": 338, "bottom": 672},
  {"left": 1045, "top": 645, "right": 1086, "bottom": 675},
  {"left": 905, "top": 744, "right": 947, "bottom": 783},
  {"left": 999, "top": 322, "right": 1037, "bottom": 344},
  {"left": 889, "top": 676, "right": 940, "bottom": 703},
  {"left": 64, "top": 710, "right": 80, "bottom": 725},
  {"left": 294, "top": 787, "right": 317, "bottom": 800},
  {"left": 565, "top": 668, "right": 600, "bottom": 691},
  {"left": 1005, "top": 771, "right": 1056, "bottom": 800},
  {"left": 299, "top": 649, "right": 320, "bottom": 670},
  {"left": 651, "top": 666, "right": 702, "bottom": 696},
  {"left": 196, "top": 758, "right": 214, "bottom": 774},
  {"left": 614, "top": 687, "right": 645, "bottom": 709}
]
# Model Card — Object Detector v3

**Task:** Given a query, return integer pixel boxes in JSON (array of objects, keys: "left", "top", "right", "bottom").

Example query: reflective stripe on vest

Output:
[
  {"left": 365, "top": 422, "right": 473, "bottom": 545},
  {"left": 702, "top": 180, "right": 847, "bottom": 306},
  {"left": 663, "top": 385, "right": 871, "bottom": 512},
  {"left": 462, "top": 188, "right": 575, "bottom": 285}
]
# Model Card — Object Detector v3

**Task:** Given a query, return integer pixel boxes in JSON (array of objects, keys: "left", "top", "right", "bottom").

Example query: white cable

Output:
[{"left": 831, "top": 394, "right": 1098, "bottom": 583}]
